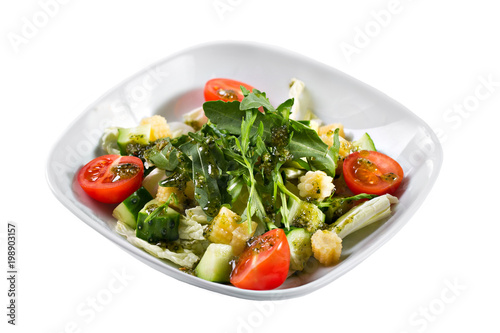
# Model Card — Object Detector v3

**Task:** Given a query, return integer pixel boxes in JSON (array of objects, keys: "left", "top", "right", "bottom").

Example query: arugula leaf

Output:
[
  {"left": 241, "top": 110, "right": 257, "bottom": 154},
  {"left": 203, "top": 101, "right": 243, "bottom": 135},
  {"left": 240, "top": 85, "right": 251, "bottom": 97},
  {"left": 255, "top": 135, "right": 267, "bottom": 158},
  {"left": 145, "top": 138, "right": 180, "bottom": 171},
  {"left": 271, "top": 165, "right": 291, "bottom": 229},
  {"left": 288, "top": 120, "right": 338, "bottom": 177},
  {"left": 203, "top": 100, "right": 282, "bottom": 142},
  {"left": 319, "top": 193, "right": 377, "bottom": 207},
  {"left": 227, "top": 174, "right": 245, "bottom": 204},
  {"left": 330, "top": 128, "right": 341, "bottom": 174},
  {"left": 193, "top": 145, "right": 221, "bottom": 217},
  {"left": 239, "top": 88, "right": 276, "bottom": 112},
  {"left": 179, "top": 139, "right": 223, "bottom": 218},
  {"left": 159, "top": 171, "right": 189, "bottom": 188},
  {"left": 233, "top": 134, "right": 267, "bottom": 231},
  {"left": 144, "top": 136, "right": 195, "bottom": 172},
  {"left": 188, "top": 131, "right": 229, "bottom": 173},
  {"left": 276, "top": 98, "right": 294, "bottom": 121}
]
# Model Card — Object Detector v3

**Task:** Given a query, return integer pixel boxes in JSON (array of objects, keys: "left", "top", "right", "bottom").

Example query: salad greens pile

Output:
[{"left": 144, "top": 88, "right": 341, "bottom": 231}]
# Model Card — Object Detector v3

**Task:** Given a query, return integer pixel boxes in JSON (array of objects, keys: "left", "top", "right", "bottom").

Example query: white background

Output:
[{"left": 1, "top": 0, "right": 499, "bottom": 332}]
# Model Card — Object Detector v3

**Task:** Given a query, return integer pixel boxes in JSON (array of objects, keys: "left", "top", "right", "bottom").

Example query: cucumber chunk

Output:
[
  {"left": 195, "top": 243, "right": 234, "bottom": 283},
  {"left": 136, "top": 199, "right": 161, "bottom": 224},
  {"left": 112, "top": 187, "right": 153, "bottom": 229},
  {"left": 288, "top": 199, "right": 325, "bottom": 233},
  {"left": 136, "top": 199, "right": 180, "bottom": 243},
  {"left": 353, "top": 133, "right": 377, "bottom": 151},
  {"left": 286, "top": 228, "right": 313, "bottom": 271},
  {"left": 117, "top": 124, "right": 151, "bottom": 155}
]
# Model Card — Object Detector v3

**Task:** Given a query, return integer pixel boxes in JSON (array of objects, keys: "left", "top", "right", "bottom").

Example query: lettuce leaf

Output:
[
  {"left": 100, "top": 127, "right": 120, "bottom": 155},
  {"left": 329, "top": 194, "right": 399, "bottom": 239},
  {"left": 115, "top": 222, "right": 200, "bottom": 268},
  {"left": 185, "top": 206, "right": 209, "bottom": 224},
  {"left": 178, "top": 216, "right": 204, "bottom": 240}
]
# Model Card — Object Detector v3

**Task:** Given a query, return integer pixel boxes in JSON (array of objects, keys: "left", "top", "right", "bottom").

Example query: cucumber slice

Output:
[
  {"left": 112, "top": 187, "right": 153, "bottom": 229},
  {"left": 286, "top": 228, "right": 313, "bottom": 271},
  {"left": 353, "top": 133, "right": 377, "bottom": 151},
  {"left": 136, "top": 199, "right": 180, "bottom": 243},
  {"left": 195, "top": 243, "right": 234, "bottom": 282},
  {"left": 117, "top": 124, "right": 151, "bottom": 155}
]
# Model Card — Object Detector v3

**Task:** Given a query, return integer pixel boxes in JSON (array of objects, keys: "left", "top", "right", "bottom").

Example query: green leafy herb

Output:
[
  {"left": 287, "top": 120, "right": 338, "bottom": 177},
  {"left": 232, "top": 111, "right": 268, "bottom": 231},
  {"left": 203, "top": 100, "right": 282, "bottom": 142},
  {"left": 239, "top": 88, "right": 276, "bottom": 112}
]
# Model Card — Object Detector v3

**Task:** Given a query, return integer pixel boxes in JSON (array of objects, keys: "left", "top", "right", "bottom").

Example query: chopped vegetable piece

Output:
[
  {"left": 77, "top": 155, "right": 144, "bottom": 204},
  {"left": 352, "top": 132, "right": 377, "bottom": 151},
  {"left": 343, "top": 150, "right": 404, "bottom": 195},
  {"left": 288, "top": 199, "right": 325, "bottom": 233},
  {"left": 112, "top": 187, "right": 153, "bottom": 228},
  {"left": 287, "top": 228, "right": 313, "bottom": 271},
  {"left": 230, "top": 228, "right": 290, "bottom": 290},
  {"left": 136, "top": 199, "right": 180, "bottom": 243},
  {"left": 204, "top": 78, "right": 254, "bottom": 102},
  {"left": 117, "top": 125, "right": 151, "bottom": 155},
  {"left": 329, "top": 194, "right": 398, "bottom": 239},
  {"left": 195, "top": 243, "right": 234, "bottom": 282}
]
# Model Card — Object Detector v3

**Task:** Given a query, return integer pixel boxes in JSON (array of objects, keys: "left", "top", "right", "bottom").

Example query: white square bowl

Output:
[{"left": 46, "top": 41, "right": 442, "bottom": 300}]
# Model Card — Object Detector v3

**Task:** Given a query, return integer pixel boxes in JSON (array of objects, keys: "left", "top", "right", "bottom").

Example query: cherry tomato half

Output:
[
  {"left": 204, "top": 78, "right": 254, "bottom": 102},
  {"left": 77, "top": 155, "right": 144, "bottom": 204},
  {"left": 343, "top": 150, "right": 404, "bottom": 196},
  {"left": 230, "top": 228, "right": 290, "bottom": 290}
]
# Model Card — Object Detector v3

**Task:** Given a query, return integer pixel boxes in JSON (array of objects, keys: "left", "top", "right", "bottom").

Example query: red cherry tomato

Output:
[
  {"left": 230, "top": 228, "right": 290, "bottom": 290},
  {"left": 77, "top": 155, "right": 144, "bottom": 204},
  {"left": 343, "top": 150, "right": 404, "bottom": 195},
  {"left": 204, "top": 78, "right": 254, "bottom": 102}
]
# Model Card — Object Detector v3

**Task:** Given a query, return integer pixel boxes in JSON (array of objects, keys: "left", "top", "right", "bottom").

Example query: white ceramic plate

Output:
[{"left": 46, "top": 41, "right": 442, "bottom": 300}]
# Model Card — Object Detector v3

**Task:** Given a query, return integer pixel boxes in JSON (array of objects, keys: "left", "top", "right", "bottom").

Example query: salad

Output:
[{"left": 76, "top": 78, "right": 404, "bottom": 290}]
